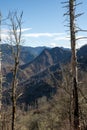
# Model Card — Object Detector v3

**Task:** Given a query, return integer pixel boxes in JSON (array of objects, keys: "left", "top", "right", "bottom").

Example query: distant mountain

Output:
[
  {"left": 5, "top": 44, "right": 87, "bottom": 87},
  {"left": 1, "top": 44, "right": 47, "bottom": 66},
  {"left": 20, "top": 46, "right": 49, "bottom": 64},
  {"left": 3, "top": 46, "right": 71, "bottom": 105},
  {"left": 77, "top": 44, "right": 87, "bottom": 70},
  {"left": 20, "top": 47, "right": 71, "bottom": 77},
  {"left": 4, "top": 63, "right": 62, "bottom": 107},
  {"left": 17, "top": 45, "right": 87, "bottom": 107},
  {"left": 3, "top": 44, "right": 87, "bottom": 107},
  {"left": 5, "top": 46, "right": 71, "bottom": 86}
]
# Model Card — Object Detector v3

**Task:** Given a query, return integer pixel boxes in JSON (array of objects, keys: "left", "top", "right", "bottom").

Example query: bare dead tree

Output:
[
  {"left": 69, "top": 0, "right": 80, "bottom": 130},
  {"left": 62, "top": 0, "right": 85, "bottom": 129},
  {"left": 0, "top": 11, "right": 2, "bottom": 130},
  {"left": 8, "top": 11, "right": 23, "bottom": 130},
  {"left": 0, "top": 11, "right": 10, "bottom": 130}
]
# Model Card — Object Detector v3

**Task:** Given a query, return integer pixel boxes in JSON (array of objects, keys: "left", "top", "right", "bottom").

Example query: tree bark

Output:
[
  {"left": 12, "top": 63, "right": 18, "bottom": 130},
  {"left": 69, "top": 0, "right": 80, "bottom": 130},
  {"left": 0, "top": 11, "right": 2, "bottom": 130},
  {"left": 8, "top": 11, "right": 23, "bottom": 130}
]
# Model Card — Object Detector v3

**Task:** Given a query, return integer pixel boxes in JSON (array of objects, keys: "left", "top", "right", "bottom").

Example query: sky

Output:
[{"left": 0, "top": 0, "right": 87, "bottom": 48}]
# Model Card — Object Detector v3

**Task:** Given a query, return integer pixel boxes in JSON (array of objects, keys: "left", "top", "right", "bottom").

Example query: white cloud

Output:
[
  {"left": 1, "top": 28, "right": 32, "bottom": 33},
  {"left": 18, "top": 28, "right": 32, "bottom": 33},
  {"left": 76, "top": 38, "right": 87, "bottom": 48},
  {"left": 23, "top": 32, "right": 65, "bottom": 38},
  {"left": 1, "top": 34, "right": 8, "bottom": 39},
  {"left": 49, "top": 42, "right": 58, "bottom": 47},
  {"left": 54, "top": 36, "right": 70, "bottom": 41},
  {"left": 48, "top": 42, "right": 71, "bottom": 48},
  {"left": 1, "top": 28, "right": 32, "bottom": 40},
  {"left": 1, "top": 29, "right": 87, "bottom": 48},
  {"left": 2, "top": 29, "right": 9, "bottom": 33}
]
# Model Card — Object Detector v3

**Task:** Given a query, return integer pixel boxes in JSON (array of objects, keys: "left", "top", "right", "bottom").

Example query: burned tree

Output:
[
  {"left": 0, "top": 11, "right": 2, "bottom": 130},
  {"left": 62, "top": 0, "right": 85, "bottom": 129},
  {"left": 8, "top": 11, "right": 23, "bottom": 130},
  {"left": 69, "top": 0, "right": 80, "bottom": 130}
]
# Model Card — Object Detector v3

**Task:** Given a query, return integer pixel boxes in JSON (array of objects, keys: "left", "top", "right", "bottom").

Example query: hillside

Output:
[
  {"left": 1, "top": 44, "right": 47, "bottom": 66},
  {"left": 5, "top": 46, "right": 71, "bottom": 88},
  {"left": 16, "top": 45, "right": 87, "bottom": 106},
  {"left": 77, "top": 44, "right": 87, "bottom": 70},
  {"left": 3, "top": 44, "right": 87, "bottom": 107},
  {"left": 20, "top": 47, "right": 71, "bottom": 77}
]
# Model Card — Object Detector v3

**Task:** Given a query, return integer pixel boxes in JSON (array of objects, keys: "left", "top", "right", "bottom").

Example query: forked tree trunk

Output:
[
  {"left": 69, "top": 0, "right": 80, "bottom": 130},
  {"left": 8, "top": 11, "right": 23, "bottom": 130}
]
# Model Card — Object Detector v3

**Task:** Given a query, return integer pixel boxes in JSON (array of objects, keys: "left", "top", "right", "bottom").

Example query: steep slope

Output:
[
  {"left": 1, "top": 44, "right": 46, "bottom": 66},
  {"left": 21, "top": 47, "right": 71, "bottom": 77},
  {"left": 3, "top": 44, "right": 87, "bottom": 107},
  {"left": 1, "top": 44, "right": 47, "bottom": 76},
  {"left": 20, "top": 46, "right": 48, "bottom": 64},
  {"left": 77, "top": 44, "right": 87, "bottom": 70},
  {"left": 16, "top": 45, "right": 87, "bottom": 106},
  {"left": 4, "top": 63, "right": 61, "bottom": 106},
  {"left": 4, "top": 44, "right": 87, "bottom": 86}
]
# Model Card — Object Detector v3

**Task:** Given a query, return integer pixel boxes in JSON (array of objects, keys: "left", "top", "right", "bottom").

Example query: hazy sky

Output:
[{"left": 0, "top": 0, "right": 87, "bottom": 48}]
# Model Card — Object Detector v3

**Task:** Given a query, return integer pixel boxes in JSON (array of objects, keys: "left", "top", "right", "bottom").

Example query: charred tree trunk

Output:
[
  {"left": 69, "top": 0, "right": 80, "bottom": 130},
  {"left": 8, "top": 11, "right": 23, "bottom": 130},
  {"left": 0, "top": 11, "right": 2, "bottom": 130},
  {"left": 11, "top": 57, "right": 19, "bottom": 130}
]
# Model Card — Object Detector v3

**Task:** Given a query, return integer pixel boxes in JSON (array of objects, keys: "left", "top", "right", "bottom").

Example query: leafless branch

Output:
[{"left": 75, "top": 13, "right": 84, "bottom": 18}]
